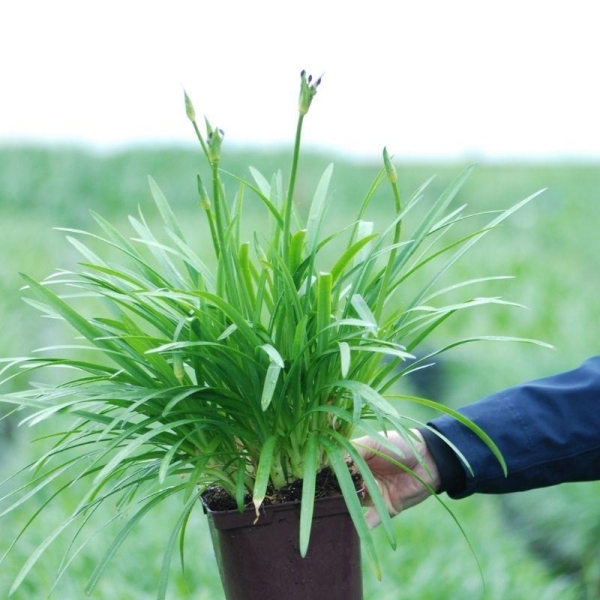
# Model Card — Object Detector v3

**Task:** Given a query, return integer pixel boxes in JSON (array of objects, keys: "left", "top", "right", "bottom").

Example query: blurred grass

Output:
[{"left": 1, "top": 145, "right": 599, "bottom": 598}]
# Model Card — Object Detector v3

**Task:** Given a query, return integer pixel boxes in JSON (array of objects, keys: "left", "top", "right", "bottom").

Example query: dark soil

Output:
[{"left": 202, "top": 466, "right": 363, "bottom": 512}]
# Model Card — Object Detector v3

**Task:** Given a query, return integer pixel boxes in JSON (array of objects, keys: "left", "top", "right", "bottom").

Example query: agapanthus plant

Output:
[{"left": 0, "top": 71, "right": 546, "bottom": 596}]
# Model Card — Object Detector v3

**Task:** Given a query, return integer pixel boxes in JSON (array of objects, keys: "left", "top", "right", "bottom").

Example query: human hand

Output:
[{"left": 354, "top": 429, "right": 441, "bottom": 528}]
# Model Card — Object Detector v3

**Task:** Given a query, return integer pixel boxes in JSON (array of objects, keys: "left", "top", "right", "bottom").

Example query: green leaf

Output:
[
  {"left": 197, "top": 292, "right": 262, "bottom": 346},
  {"left": 157, "top": 494, "right": 199, "bottom": 600},
  {"left": 290, "top": 229, "right": 307, "bottom": 273},
  {"left": 320, "top": 436, "right": 381, "bottom": 579},
  {"left": 306, "top": 164, "right": 334, "bottom": 252},
  {"left": 326, "top": 379, "right": 399, "bottom": 420},
  {"left": 20, "top": 275, "right": 156, "bottom": 386},
  {"left": 249, "top": 166, "right": 271, "bottom": 198},
  {"left": 331, "top": 231, "right": 378, "bottom": 282},
  {"left": 397, "top": 188, "right": 546, "bottom": 322},
  {"left": 390, "top": 393, "right": 508, "bottom": 475},
  {"left": 183, "top": 438, "right": 222, "bottom": 503},
  {"left": 217, "top": 323, "right": 238, "bottom": 341},
  {"left": 352, "top": 344, "right": 413, "bottom": 361},
  {"left": 9, "top": 508, "right": 76, "bottom": 594},
  {"left": 261, "top": 363, "right": 282, "bottom": 411},
  {"left": 93, "top": 418, "right": 196, "bottom": 486},
  {"left": 338, "top": 341, "right": 351, "bottom": 378},
  {"left": 252, "top": 435, "right": 277, "bottom": 518},
  {"left": 316, "top": 272, "right": 333, "bottom": 353},
  {"left": 352, "top": 221, "right": 374, "bottom": 268},
  {"left": 235, "top": 461, "right": 247, "bottom": 511},
  {"left": 329, "top": 430, "right": 396, "bottom": 549},
  {"left": 350, "top": 294, "right": 377, "bottom": 334},
  {"left": 148, "top": 175, "right": 185, "bottom": 239},
  {"left": 85, "top": 485, "right": 185, "bottom": 595},
  {"left": 390, "top": 166, "right": 475, "bottom": 282},
  {"left": 292, "top": 315, "right": 308, "bottom": 359},
  {"left": 66, "top": 235, "right": 107, "bottom": 266},
  {"left": 260, "top": 344, "right": 285, "bottom": 368},
  {"left": 219, "top": 168, "right": 283, "bottom": 226},
  {"left": 299, "top": 434, "right": 318, "bottom": 557},
  {"left": 158, "top": 434, "right": 191, "bottom": 483},
  {"left": 128, "top": 214, "right": 187, "bottom": 287}
]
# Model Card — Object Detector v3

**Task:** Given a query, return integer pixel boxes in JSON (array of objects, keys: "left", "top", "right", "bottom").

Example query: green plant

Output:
[{"left": 0, "top": 72, "right": 546, "bottom": 597}]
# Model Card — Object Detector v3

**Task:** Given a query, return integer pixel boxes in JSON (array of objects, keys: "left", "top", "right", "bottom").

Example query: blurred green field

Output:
[{"left": 1, "top": 145, "right": 599, "bottom": 599}]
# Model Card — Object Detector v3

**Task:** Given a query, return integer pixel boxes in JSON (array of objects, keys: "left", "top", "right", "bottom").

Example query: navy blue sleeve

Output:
[{"left": 425, "top": 356, "right": 600, "bottom": 498}]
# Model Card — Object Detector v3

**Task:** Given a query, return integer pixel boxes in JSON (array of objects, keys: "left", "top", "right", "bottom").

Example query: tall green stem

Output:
[
  {"left": 212, "top": 164, "right": 227, "bottom": 259},
  {"left": 192, "top": 121, "right": 210, "bottom": 160},
  {"left": 282, "top": 113, "right": 305, "bottom": 266}
]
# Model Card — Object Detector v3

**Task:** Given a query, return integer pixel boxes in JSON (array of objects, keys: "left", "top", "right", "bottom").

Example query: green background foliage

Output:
[{"left": 1, "top": 146, "right": 598, "bottom": 598}]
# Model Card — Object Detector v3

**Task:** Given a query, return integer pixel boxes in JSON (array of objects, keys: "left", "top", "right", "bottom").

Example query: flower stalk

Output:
[{"left": 283, "top": 71, "right": 322, "bottom": 266}]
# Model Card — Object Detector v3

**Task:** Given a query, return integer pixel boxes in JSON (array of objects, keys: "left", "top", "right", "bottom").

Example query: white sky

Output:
[{"left": 2, "top": 0, "right": 599, "bottom": 159}]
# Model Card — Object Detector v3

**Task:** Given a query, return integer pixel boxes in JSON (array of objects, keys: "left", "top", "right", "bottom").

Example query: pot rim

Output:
[{"left": 202, "top": 489, "right": 364, "bottom": 529}]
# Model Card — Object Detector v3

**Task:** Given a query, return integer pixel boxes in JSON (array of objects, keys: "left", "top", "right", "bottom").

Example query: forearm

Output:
[{"left": 424, "top": 356, "right": 600, "bottom": 498}]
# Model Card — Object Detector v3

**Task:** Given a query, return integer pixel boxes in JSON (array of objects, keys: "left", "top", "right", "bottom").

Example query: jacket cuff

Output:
[{"left": 420, "top": 427, "right": 466, "bottom": 496}]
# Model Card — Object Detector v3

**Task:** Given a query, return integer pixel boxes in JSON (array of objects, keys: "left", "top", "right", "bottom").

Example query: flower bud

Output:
[
  {"left": 208, "top": 128, "right": 224, "bottom": 165},
  {"left": 204, "top": 116, "right": 213, "bottom": 138},
  {"left": 184, "top": 90, "right": 196, "bottom": 122},
  {"left": 383, "top": 147, "right": 397, "bottom": 184},
  {"left": 196, "top": 173, "right": 211, "bottom": 209},
  {"left": 298, "top": 70, "right": 322, "bottom": 115}
]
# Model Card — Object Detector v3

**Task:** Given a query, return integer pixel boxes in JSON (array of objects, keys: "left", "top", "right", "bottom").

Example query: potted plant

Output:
[{"left": 0, "top": 72, "right": 545, "bottom": 599}]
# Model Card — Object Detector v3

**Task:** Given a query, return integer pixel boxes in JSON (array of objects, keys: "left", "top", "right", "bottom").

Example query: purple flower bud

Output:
[{"left": 298, "top": 71, "right": 323, "bottom": 115}]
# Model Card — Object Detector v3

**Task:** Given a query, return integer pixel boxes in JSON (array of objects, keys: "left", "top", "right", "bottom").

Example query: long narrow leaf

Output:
[
  {"left": 157, "top": 493, "right": 199, "bottom": 600},
  {"left": 328, "top": 430, "right": 396, "bottom": 548},
  {"left": 305, "top": 164, "right": 334, "bottom": 252},
  {"left": 299, "top": 434, "right": 318, "bottom": 557},
  {"left": 261, "top": 363, "right": 282, "bottom": 411},
  {"left": 320, "top": 436, "right": 381, "bottom": 579},
  {"left": 85, "top": 485, "right": 186, "bottom": 594},
  {"left": 252, "top": 435, "right": 277, "bottom": 518}
]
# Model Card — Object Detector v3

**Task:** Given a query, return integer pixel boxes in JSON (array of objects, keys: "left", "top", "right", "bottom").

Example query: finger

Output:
[
  {"left": 365, "top": 506, "right": 381, "bottom": 530},
  {"left": 352, "top": 435, "right": 373, "bottom": 459},
  {"left": 361, "top": 482, "right": 374, "bottom": 507}
]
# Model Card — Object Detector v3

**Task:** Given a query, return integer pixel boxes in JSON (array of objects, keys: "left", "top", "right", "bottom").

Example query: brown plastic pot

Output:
[{"left": 203, "top": 494, "right": 363, "bottom": 600}]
